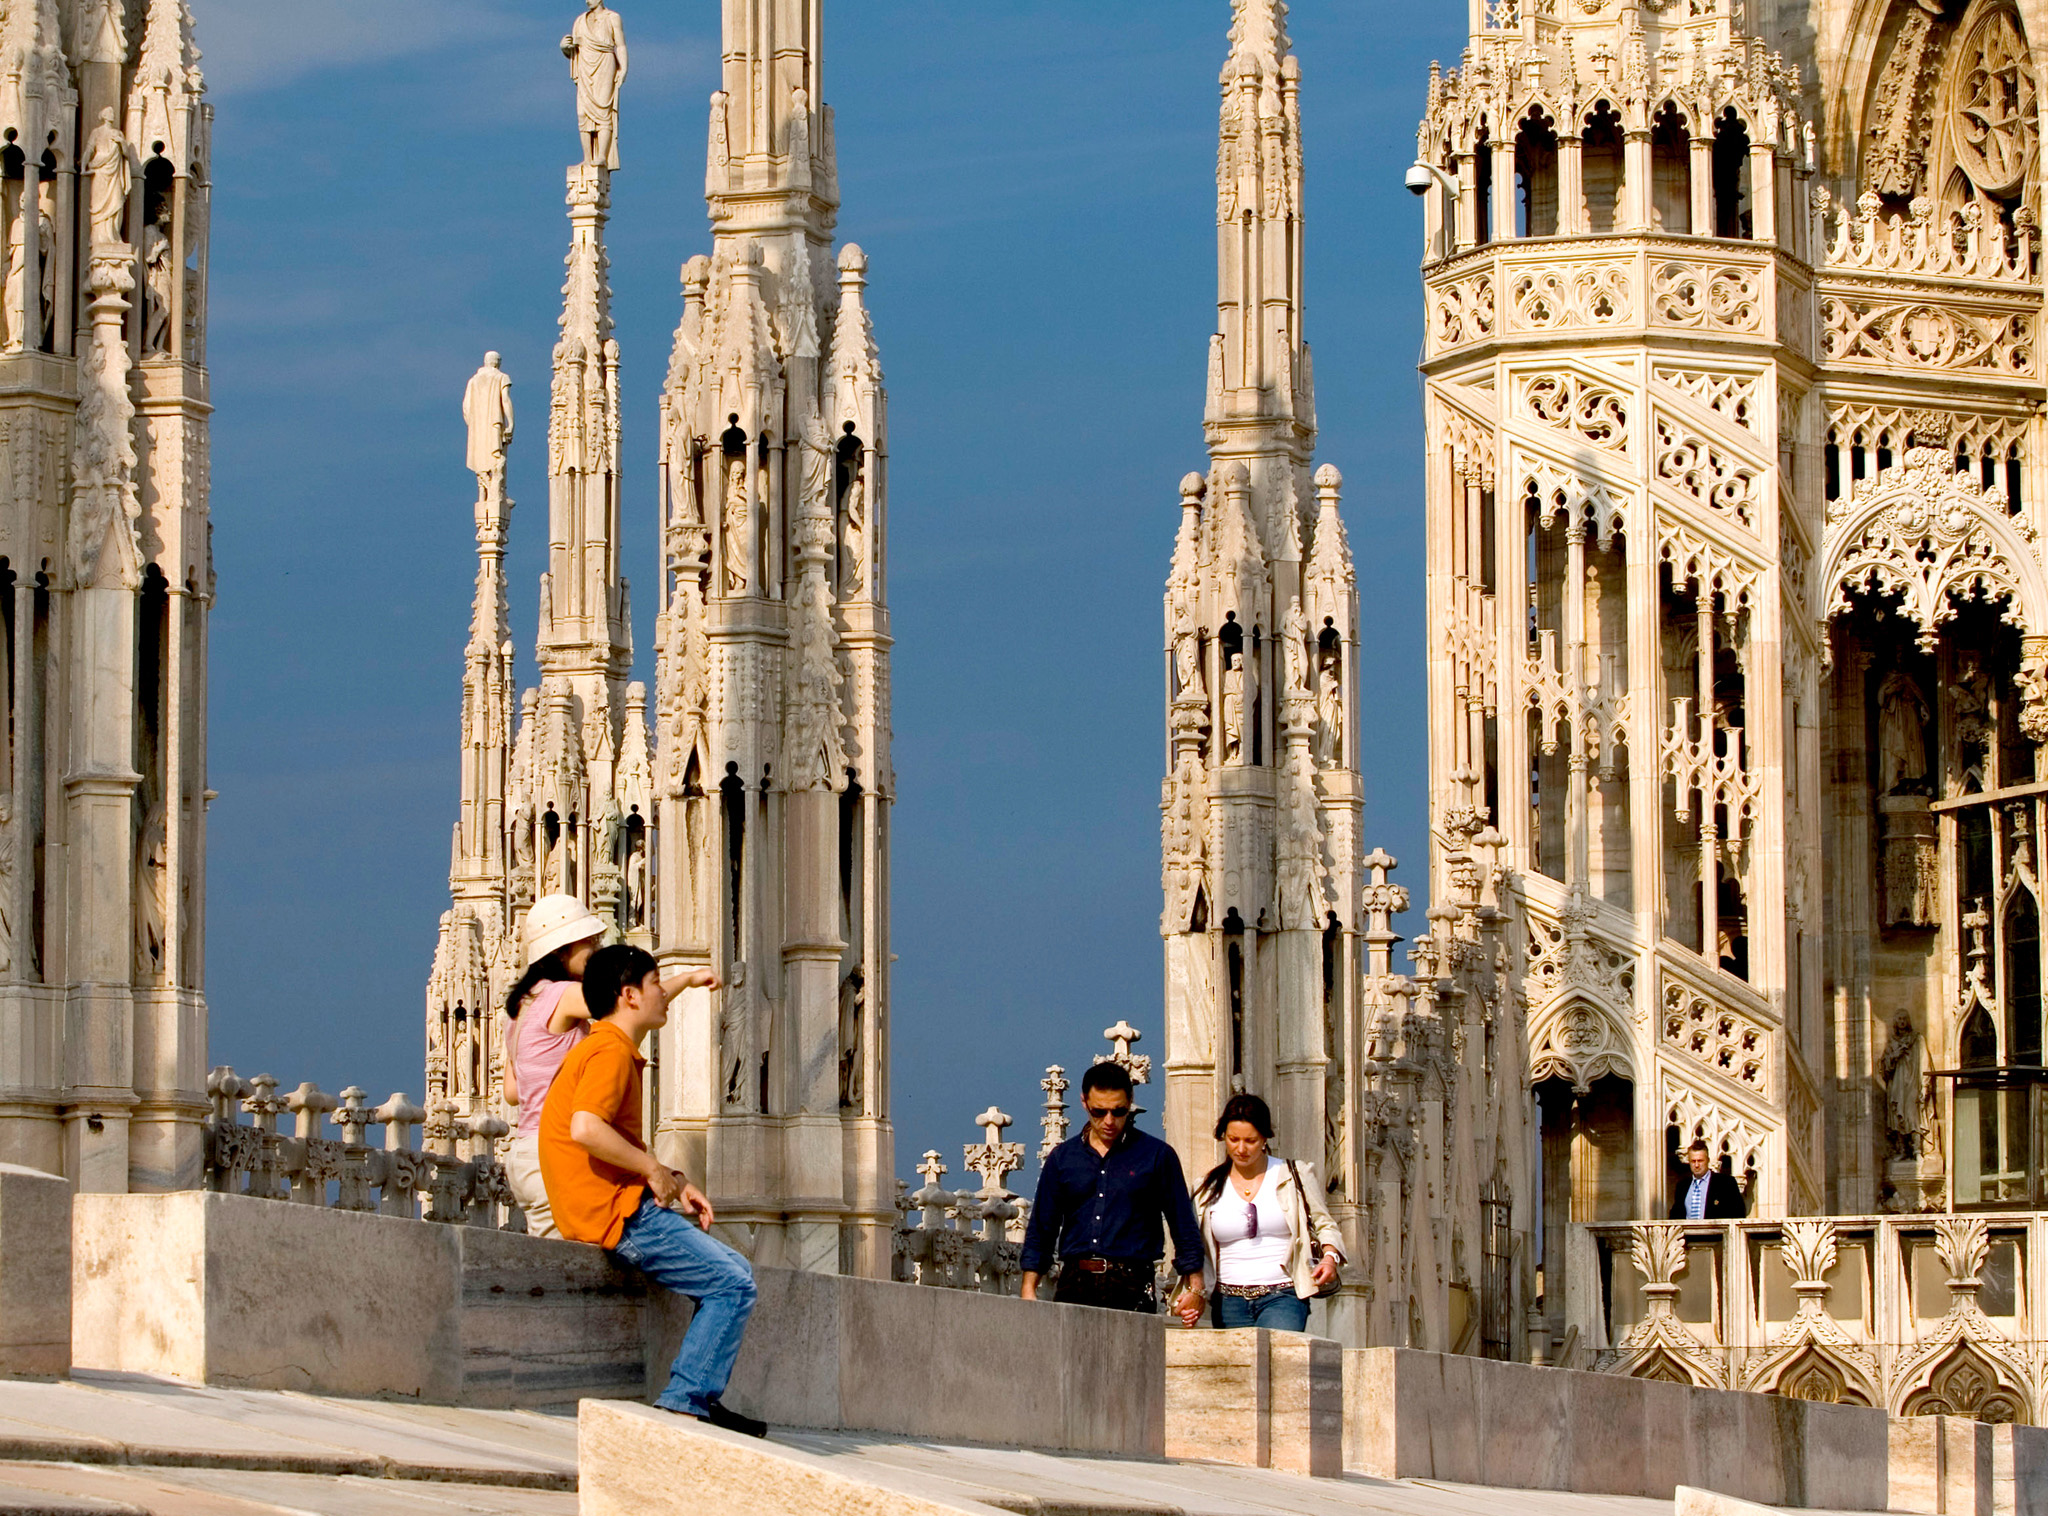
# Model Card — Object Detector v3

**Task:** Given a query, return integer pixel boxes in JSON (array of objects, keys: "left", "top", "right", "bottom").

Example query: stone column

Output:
[
  {"left": 62, "top": 247, "right": 141, "bottom": 1192},
  {"left": 1689, "top": 137, "right": 1713, "bottom": 235},
  {"left": 1557, "top": 135, "right": 1585, "bottom": 237},
  {"left": 1621, "top": 129, "right": 1651, "bottom": 232}
]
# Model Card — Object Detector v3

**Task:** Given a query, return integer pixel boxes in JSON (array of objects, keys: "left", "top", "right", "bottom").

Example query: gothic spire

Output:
[
  {"left": 706, "top": 0, "right": 837, "bottom": 219},
  {"left": 1214, "top": 0, "right": 1307, "bottom": 426},
  {"left": 1227, "top": 0, "right": 1290, "bottom": 69}
]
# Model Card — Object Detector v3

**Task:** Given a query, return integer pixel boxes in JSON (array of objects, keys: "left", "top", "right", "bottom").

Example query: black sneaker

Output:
[{"left": 694, "top": 1397, "right": 767, "bottom": 1438}]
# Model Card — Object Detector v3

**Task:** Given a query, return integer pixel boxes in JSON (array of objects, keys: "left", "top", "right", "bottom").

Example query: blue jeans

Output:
[
  {"left": 1215, "top": 1288, "right": 1309, "bottom": 1332},
  {"left": 611, "top": 1196, "right": 758, "bottom": 1416}
]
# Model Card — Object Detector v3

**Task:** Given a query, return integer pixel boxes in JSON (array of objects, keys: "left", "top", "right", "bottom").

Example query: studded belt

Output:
[{"left": 1217, "top": 1282, "right": 1291, "bottom": 1300}]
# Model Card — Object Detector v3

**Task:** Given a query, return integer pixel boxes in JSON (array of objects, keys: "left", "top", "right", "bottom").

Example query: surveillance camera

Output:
[{"left": 1405, "top": 162, "right": 1435, "bottom": 197}]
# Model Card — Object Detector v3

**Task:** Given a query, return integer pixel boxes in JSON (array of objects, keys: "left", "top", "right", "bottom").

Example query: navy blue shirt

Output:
[{"left": 1019, "top": 1124, "right": 1203, "bottom": 1277}]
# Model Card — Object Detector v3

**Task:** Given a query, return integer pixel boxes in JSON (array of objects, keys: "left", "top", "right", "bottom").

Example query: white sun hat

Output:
[{"left": 522, "top": 894, "right": 606, "bottom": 966}]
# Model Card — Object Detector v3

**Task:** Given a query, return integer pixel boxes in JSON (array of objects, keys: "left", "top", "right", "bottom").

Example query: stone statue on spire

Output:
[
  {"left": 562, "top": 0, "right": 628, "bottom": 172},
  {"left": 463, "top": 352, "right": 514, "bottom": 487}
]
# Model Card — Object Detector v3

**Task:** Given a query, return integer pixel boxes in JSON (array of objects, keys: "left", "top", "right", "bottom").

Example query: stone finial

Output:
[
  {"left": 1313, "top": 463, "right": 1343, "bottom": 494},
  {"left": 1095, "top": 1020, "right": 1154, "bottom": 1084},
  {"left": 1039, "top": 1065, "right": 1070, "bottom": 1161},
  {"left": 205, "top": 1065, "right": 247, "bottom": 1123},
  {"left": 371, "top": 1093, "right": 428, "bottom": 1151},
  {"left": 334, "top": 1088, "right": 371, "bottom": 1146},
  {"left": 1179, "top": 472, "right": 1207, "bottom": 504},
  {"left": 285, "top": 1082, "right": 337, "bottom": 1141},
  {"left": 837, "top": 242, "right": 867, "bottom": 275}
]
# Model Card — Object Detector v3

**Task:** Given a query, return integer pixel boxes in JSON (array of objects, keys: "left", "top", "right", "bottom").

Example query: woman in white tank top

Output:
[{"left": 1183, "top": 1093, "right": 1345, "bottom": 1332}]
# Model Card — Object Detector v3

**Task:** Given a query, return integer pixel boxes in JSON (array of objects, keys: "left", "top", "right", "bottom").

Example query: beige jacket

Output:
[{"left": 1194, "top": 1156, "right": 1345, "bottom": 1300}]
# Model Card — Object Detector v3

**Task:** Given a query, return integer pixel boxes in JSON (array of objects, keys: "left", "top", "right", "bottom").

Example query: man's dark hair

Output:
[
  {"left": 1080, "top": 1061, "right": 1134, "bottom": 1100},
  {"left": 1686, "top": 1139, "right": 1711, "bottom": 1155},
  {"left": 584, "top": 943, "right": 658, "bottom": 1020}
]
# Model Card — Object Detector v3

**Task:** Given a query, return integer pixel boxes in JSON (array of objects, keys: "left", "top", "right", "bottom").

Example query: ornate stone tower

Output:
[
  {"left": 1416, "top": 0, "right": 2048, "bottom": 1336},
  {"left": 1415, "top": 0, "right": 1822, "bottom": 1325},
  {"left": 0, "top": 0, "right": 212, "bottom": 1192},
  {"left": 429, "top": 2, "right": 653, "bottom": 1129},
  {"left": 1162, "top": 0, "right": 1366, "bottom": 1183},
  {"left": 651, "top": 0, "right": 893, "bottom": 1277},
  {"left": 1164, "top": 2, "right": 1535, "bottom": 1354},
  {"left": 428, "top": 2, "right": 889, "bottom": 1276}
]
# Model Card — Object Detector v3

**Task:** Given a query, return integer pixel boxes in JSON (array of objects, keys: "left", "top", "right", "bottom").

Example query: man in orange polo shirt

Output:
[{"left": 539, "top": 943, "right": 764, "bottom": 1436}]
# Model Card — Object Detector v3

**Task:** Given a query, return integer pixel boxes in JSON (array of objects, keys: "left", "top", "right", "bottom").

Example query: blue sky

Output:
[{"left": 194, "top": 0, "right": 1452, "bottom": 1187}]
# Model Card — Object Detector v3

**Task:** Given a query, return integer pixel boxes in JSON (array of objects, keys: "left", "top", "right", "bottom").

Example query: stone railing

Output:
[
  {"left": 891, "top": 1098, "right": 1036, "bottom": 1294},
  {"left": 1815, "top": 189, "right": 2040, "bottom": 285},
  {"left": 1424, "top": 236, "right": 1792, "bottom": 358},
  {"left": 203, "top": 1066, "right": 520, "bottom": 1229},
  {"left": 892, "top": 1032, "right": 1151, "bottom": 1295},
  {"left": 1566, "top": 1213, "right": 2048, "bottom": 1423}
]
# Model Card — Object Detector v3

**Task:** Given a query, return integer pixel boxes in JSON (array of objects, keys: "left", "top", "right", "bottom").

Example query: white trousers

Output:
[{"left": 504, "top": 1131, "right": 562, "bottom": 1240}]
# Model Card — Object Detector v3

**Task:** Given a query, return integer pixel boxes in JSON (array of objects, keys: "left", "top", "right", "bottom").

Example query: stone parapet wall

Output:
[
  {"left": 67, "top": 1191, "right": 1164, "bottom": 1456},
  {"left": 1345, "top": 1345, "right": 2048, "bottom": 1514}
]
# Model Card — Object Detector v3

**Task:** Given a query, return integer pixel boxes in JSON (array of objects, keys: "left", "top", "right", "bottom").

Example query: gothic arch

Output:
[
  {"left": 1753, "top": 1344, "right": 1880, "bottom": 1407},
  {"left": 1818, "top": 440, "right": 2048, "bottom": 647},
  {"left": 1895, "top": 1340, "right": 2035, "bottom": 1422},
  {"left": 1528, "top": 993, "right": 1633, "bottom": 1093}
]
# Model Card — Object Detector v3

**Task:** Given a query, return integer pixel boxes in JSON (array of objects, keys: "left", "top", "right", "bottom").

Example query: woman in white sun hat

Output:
[
  {"left": 500, "top": 894, "right": 606, "bottom": 1238},
  {"left": 500, "top": 894, "right": 720, "bottom": 1237}
]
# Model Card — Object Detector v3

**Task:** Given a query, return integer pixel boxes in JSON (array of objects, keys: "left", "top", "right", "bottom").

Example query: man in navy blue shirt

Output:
[{"left": 1019, "top": 1062, "right": 1205, "bottom": 1315}]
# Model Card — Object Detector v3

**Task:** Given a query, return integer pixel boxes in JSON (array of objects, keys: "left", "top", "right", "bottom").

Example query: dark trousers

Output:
[{"left": 1053, "top": 1260, "right": 1156, "bottom": 1313}]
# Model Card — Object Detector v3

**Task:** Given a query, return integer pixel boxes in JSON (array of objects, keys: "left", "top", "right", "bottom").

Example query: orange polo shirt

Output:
[{"left": 537, "top": 1018, "right": 648, "bottom": 1248}]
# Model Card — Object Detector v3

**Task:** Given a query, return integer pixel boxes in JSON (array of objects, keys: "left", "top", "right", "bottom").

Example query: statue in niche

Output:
[
  {"left": 1284, "top": 601, "right": 1313, "bottom": 699},
  {"left": 721, "top": 450, "right": 751, "bottom": 595},
  {"left": 1170, "top": 603, "right": 1202, "bottom": 705},
  {"left": 838, "top": 967, "right": 864, "bottom": 1111},
  {"left": 561, "top": 0, "right": 629, "bottom": 172},
  {"left": 720, "top": 967, "right": 751, "bottom": 1110},
  {"left": 82, "top": 109, "right": 129, "bottom": 248},
  {"left": 1881, "top": 1011, "right": 1935, "bottom": 1161},
  {"left": 838, "top": 428, "right": 866, "bottom": 596},
  {"left": 624, "top": 823, "right": 648, "bottom": 929},
  {"left": 135, "top": 801, "right": 168, "bottom": 982},
  {"left": 1314, "top": 642, "right": 1343, "bottom": 765},
  {"left": 509, "top": 798, "right": 535, "bottom": 885},
  {"left": 541, "top": 812, "right": 565, "bottom": 895},
  {"left": 1, "top": 213, "right": 22, "bottom": 351},
  {"left": 1221, "top": 649, "right": 1255, "bottom": 764},
  {"left": 462, "top": 352, "right": 515, "bottom": 483},
  {"left": 141, "top": 222, "right": 174, "bottom": 354},
  {"left": 799, "top": 409, "right": 833, "bottom": 520},
  {"left": 37, "top": 203, "right": 53, "bottom": 350},
  {"left": 1878, "top": 670, "right": 1931, "bottom": 795},
  {"left": 1949, "top": 651, "right": 1992, "bottom": 791},
  {"left": 592, "top": 794, "right": 621, "bottom": 875},
  {"left": 454, "top": 1014, "right": 475, "bottom": 1099}
]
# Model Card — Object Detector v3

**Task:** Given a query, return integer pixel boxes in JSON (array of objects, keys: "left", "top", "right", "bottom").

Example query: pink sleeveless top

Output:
[{"left": 512, "top": 980, "right": 587, "bottom": 1136}]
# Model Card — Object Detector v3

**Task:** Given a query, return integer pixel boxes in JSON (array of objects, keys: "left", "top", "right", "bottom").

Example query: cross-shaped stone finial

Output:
[
  {"left": 973, "top": 1107, "right": 1011, "bottom": 1146},
  {"left": 1096, "top": 1020, "right": 1153, "bottom": 1084},
  {"left": 916, "top": 1149, "right": 947, "bottom": 1188}
]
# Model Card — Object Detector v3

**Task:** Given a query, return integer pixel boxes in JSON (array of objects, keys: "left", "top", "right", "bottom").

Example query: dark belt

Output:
[{"left": 1063, "top": 1255, "right": 1146, "bottom": 1276}]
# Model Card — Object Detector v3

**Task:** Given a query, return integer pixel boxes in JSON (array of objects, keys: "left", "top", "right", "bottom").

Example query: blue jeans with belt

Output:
[
  {"left": 610, "top": 1195, "right": 758, "bottom": 1416},
  {"left": 1215, "top": 1287, "right": 1309, "bottom": 1333}
]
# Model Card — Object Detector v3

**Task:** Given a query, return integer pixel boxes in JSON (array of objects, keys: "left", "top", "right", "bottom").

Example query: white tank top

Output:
[{"left": 1211, "top": 1158, "right": 1293, "bottom": 1287}]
